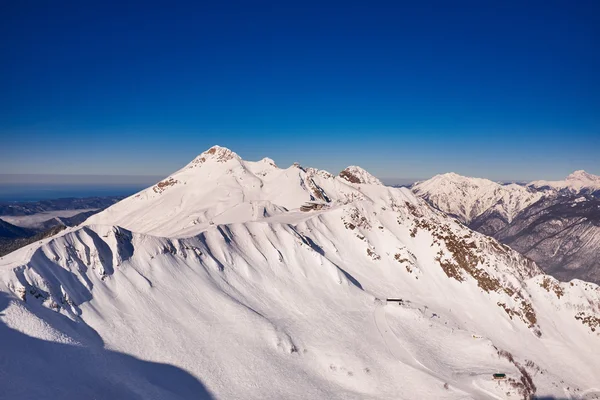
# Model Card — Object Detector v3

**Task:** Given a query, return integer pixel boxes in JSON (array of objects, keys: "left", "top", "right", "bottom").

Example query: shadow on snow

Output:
[{"left": 0, "top": 292, "right": 214, "bottom": 400}]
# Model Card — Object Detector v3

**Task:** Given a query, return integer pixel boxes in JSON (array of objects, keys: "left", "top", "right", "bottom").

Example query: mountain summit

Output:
[
  {"left": 1, "top": 148, "right": 599, "bottom": 399},
  {"left": 567, "top": 170, "right": 598, "bottom": 181},
  {"left": 187, "top": 145, "right": 242, "bottom": 168},
  {"left": 529, "top": 170, "right": 600, "bottom": 194},
  {"left": 339, "top": 166, "right": 383, "bottom": 185}
]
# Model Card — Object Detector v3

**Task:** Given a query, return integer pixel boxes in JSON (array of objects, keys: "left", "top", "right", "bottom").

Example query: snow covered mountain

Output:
[
  {"left": 529, "top": 170, "right": 600, "bottom": 196},
  {"left": 411, "top": 173, "right": 543, "bottom": 227},
  {"left": 1, "top": 146, "right": 599, "bottom": 399}
]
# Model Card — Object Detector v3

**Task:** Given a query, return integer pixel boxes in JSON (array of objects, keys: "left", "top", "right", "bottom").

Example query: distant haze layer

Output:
[{"left": 0, "top": 174, "right": 163, "bottom": 185}]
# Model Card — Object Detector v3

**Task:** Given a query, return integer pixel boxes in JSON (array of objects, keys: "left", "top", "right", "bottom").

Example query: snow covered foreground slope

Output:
[{"left": 1, "top": 146, "right": 599, "bottom": 400}]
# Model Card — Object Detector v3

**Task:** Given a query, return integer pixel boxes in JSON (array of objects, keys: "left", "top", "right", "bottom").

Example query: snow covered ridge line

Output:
[
  {"left": 411, "top": 172, "right": 545, "bottom": 225},
  {"left": 1, "top": 145, "right": 600, "bottom": 399},
  {"left": 412, "top": 170, "right": 600, "bottom": 224},
  {"left": 88, "top": 145, "right": 394, "bottom": 237}
]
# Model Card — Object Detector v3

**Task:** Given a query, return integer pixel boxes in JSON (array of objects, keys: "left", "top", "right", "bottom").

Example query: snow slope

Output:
[
  {"left": 411, "top": 173, "right": 543, "bottom": 226},
  {"left": 1, "top": 146, "right": 599, "bottom": 400}
]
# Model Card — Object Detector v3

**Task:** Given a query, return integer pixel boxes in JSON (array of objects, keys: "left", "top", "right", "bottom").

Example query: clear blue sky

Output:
[{"left": 1, "top": 0, "right": 598, "bottom": 181}]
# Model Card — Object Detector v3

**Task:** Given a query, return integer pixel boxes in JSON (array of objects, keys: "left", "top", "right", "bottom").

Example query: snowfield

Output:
[{"left": 1, "top": 146, "right": 599, "bottom": 399}]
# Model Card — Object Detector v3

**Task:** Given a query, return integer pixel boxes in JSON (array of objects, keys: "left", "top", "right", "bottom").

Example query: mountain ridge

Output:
[
  {"left": 411, "top": 172, "right": 544, "bottom": 225},
  {"left": 1, "top": 146, "right": 599, "bottom": 399}
]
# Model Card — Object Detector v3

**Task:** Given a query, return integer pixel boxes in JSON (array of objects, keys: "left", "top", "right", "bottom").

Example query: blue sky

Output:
[{"left": 1, "top": 0, "right": 598, "bottom": 182}]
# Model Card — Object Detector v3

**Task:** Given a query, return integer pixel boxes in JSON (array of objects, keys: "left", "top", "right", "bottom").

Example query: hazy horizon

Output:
[{"left": 1, "top": 168, "right": 585, "bottom": 188}]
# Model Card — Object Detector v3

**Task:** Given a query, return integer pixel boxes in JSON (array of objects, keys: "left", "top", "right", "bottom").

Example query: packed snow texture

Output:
[{"left": 1, "top": 146, "right": 599, "bottom": 400}]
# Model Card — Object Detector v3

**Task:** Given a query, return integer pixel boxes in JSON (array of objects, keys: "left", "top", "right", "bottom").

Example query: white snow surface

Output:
[
  {"left": 411, "top": 173, "right": 543, "bottom": 224},
  {"left": 1, "top": 146, "right": 599, "bottom": 399}
]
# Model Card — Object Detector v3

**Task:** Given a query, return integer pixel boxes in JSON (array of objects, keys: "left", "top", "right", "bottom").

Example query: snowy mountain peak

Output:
[
  {"left": 260, "top": 157, "right": 278, "bottom": 168},
  {"left": 187, "top": 145, "right": 241, "bottom": 168},
  {"left": 413, "top": 172, "right": 500, "bottom": 198},
  {"left": 412, "top": 172, "right": 543, "bottom": 225},
  {"left": 339, "top": 166, "right": 382, "bottom": 185},
  {"left": 566, "top": 170, "right": 599, "bottom": 183},
  {"left": 437, "top": 172, "right": 461, "bottom": 179},
  {"left": 425, "top": 172, "right": 497, "bottom": 187},
  {"left": 305, "top": 167, "right": 334, "bottom": 180}
]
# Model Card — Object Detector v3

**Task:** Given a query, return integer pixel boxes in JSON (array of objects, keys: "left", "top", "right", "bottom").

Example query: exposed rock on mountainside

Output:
[
  {"left": 187, "top": 145, "right": 241, "bottom": 168},
  {"left": 153, "top": 177, "right": 179, "bottom": 193},
  {"left": 1, "top": 146, "right": 599, "bottom": 399},
  {"left": 339, "top": 166, "right": 383, "bottom": 186}
]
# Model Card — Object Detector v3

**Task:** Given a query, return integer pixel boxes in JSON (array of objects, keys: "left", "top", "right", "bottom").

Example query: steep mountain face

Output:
[
  {"left": 413, "top": 171, "right": 600, "bottom": 285},
  {"left": 495, "top": 195, "right": 600, "bottom": 285},
  {"left": 1, "top": 147, "right": 599, "bottom": 400},
  {"left": 411, "top": 173, "right": 543, "bottom": 227}
]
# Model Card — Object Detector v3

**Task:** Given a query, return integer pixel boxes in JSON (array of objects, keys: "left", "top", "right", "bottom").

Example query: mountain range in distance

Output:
[
  {"left": 412, "top": 170, "right": 600, "bottom": 285},
  {"left": 0, "top": 197, "right": 123, "bottom": 256}
]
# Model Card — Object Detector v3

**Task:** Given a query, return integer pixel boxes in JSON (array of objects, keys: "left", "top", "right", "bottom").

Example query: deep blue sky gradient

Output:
[{"left": 1, "top": 0, "right": 598, "bottom": 181}]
